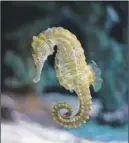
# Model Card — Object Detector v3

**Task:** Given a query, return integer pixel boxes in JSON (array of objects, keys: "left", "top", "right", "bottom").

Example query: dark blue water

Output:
[{"left": 64, "top": 120, "right": 128, "bottom": 141}]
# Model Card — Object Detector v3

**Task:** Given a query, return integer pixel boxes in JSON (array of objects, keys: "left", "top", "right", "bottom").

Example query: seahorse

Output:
[{"left": 31, "top": 27, "right": 103, "bottom": 128}]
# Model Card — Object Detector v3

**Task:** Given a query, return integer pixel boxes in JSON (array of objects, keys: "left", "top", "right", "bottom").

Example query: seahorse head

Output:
[
  {"left": 31, "top": 33, "right": 47, "bottom": 56},
  {"left": 31, "top": 33, "right": 54, "bottom": 83}
]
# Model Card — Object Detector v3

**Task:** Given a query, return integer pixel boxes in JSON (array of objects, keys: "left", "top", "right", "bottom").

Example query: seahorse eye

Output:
[{"left": 32, "top": 38, "right": 44, "bottom": 49}]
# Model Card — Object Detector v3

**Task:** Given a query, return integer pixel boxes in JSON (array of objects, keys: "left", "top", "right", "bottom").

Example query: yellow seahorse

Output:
[{"left": 31, "top": 27, "right": 103, "bottom": 128}]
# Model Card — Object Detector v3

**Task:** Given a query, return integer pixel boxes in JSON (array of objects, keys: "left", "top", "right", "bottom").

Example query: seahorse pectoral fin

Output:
[
  {"left": 89, "top": 60, "right": 103, "bottom": 92},
  {"left": 92, "top": 78, "right": 103, "bottom": 92}
]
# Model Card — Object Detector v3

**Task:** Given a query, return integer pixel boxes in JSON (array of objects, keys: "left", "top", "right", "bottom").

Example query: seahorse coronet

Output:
[{"left": 31, "top": 27, "right": 102, "bottom": 128}]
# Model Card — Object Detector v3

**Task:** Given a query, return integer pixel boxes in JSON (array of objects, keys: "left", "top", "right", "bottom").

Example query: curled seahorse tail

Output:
[
  {"left": 75, "top": 85, "right": 92, "bottom": 124},
  {"left": 52, "top": 86, "right": 92, "bottom": 128},
  {"left": 52, "top": 102, "right": 72, "bottom": 126}
]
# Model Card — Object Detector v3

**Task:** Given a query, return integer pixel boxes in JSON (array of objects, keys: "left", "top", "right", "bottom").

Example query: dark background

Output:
[{"left": 1, "top": 1, "right": 128, "bottom": 141}]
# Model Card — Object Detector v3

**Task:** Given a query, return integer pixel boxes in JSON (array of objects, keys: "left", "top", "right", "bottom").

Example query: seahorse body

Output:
[{"left": 31, "top": 27, "right": 103, "bottom": 128}]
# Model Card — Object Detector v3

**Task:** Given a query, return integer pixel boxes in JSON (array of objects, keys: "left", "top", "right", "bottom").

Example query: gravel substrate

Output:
[{"left": 1, "top": 120, "right": 128, "bottom": 143}]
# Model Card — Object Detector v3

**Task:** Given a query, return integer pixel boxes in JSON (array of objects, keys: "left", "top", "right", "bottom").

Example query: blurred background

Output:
[{"left": 1, "top": 1, "right": 128, "bottom": 142}]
